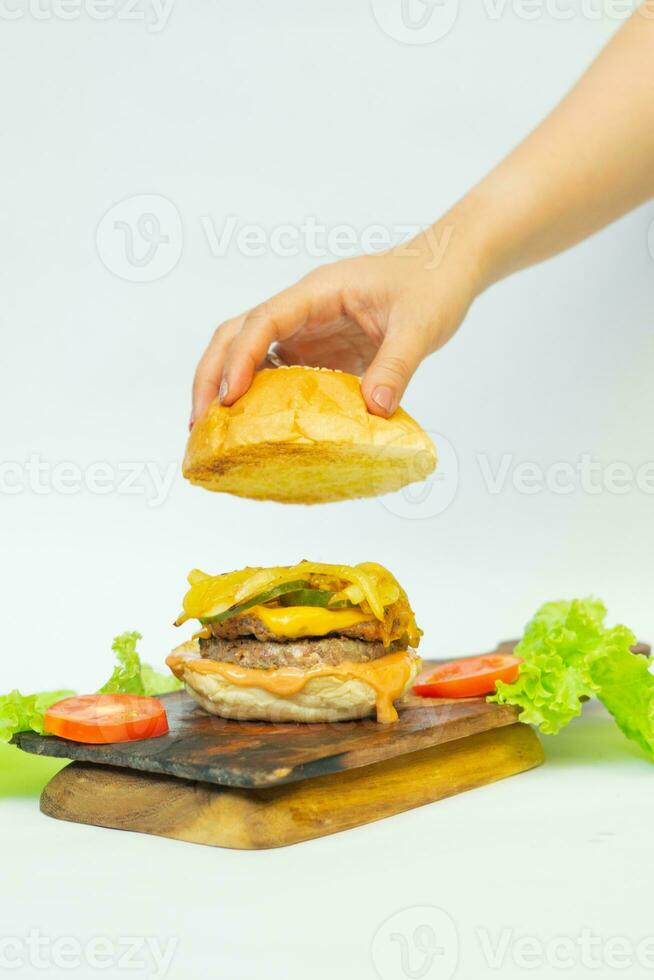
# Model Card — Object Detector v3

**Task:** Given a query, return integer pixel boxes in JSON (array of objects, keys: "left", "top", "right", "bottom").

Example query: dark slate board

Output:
[{"left": 14, "top": 659, "right": 524, "bottom": 788}]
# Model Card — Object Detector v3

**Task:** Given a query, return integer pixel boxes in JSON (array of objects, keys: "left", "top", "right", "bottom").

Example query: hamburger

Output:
[
  {"left": 183, "top": 365, "right": 436, "bottom": 504},
  {"left": 166, "top": 561, "right": 422, "bottom": 723}
]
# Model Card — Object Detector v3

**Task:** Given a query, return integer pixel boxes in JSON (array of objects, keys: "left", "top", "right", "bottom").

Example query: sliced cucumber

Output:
[{"left": 199, "top": 579, "right": 313, "bottom": 624}]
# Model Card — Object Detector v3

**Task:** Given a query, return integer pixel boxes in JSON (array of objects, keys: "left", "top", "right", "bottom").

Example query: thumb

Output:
[{"left": 360, "top": 328, "right": 427, "bottom": 417}]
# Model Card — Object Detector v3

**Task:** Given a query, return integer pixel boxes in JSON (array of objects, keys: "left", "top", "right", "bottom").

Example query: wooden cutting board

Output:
[{"left": 16, "top": 656, "right": 544, "bottom": 848}]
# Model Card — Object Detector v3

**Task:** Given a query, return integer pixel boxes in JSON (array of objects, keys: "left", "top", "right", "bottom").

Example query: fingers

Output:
[
  {"left": 360, "top": 323, "right": 428, "bottom": 417},
  {"left": 191, "top": 316, "right": 243, "bottom": 425},
  {"left": 219, "top": 285, "right": 316, "bottom": 406},
  {"left": 190, "top": 271, "right": 343, "bottom": 422}
]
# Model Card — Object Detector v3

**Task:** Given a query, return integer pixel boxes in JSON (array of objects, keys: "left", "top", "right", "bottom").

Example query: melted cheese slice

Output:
[
  {"left": 242, "top": 604, "right": 372, "bottom": 638},
  {"left": 167, "top": 648, "right": 419, "bottom": 723}
]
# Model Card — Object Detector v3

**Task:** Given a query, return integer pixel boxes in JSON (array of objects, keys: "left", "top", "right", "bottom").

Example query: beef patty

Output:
[
  {"left": 199, "top": 634, "right": 389, "bottom": 670},
  {"left": 209, "top": 614, "right": 383, "bottom": 644}
]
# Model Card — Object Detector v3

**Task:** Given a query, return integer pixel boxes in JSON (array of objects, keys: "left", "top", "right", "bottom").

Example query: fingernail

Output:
[
  {"left": 188, "top": 416, "right": 195, "bottom": 432},
  {"left": 371, "top": 385, "right": 395, "bottom": 415},
  {"left": 219, "top": 378, "right": 229, "bottom": 404}
]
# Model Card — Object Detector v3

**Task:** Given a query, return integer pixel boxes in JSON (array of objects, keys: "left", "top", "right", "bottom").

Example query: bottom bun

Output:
[{"left": 168, "top": 643, "right": 420, "bottom": 723}]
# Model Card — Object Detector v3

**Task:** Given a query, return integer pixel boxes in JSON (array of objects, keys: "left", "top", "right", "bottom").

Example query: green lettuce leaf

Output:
[
  {"left": 0, "top": 689, "right": 75, "bottom": 743},
  {"left": 140, "top": 663, "right": 184, "bottom": 696},
  {"left": 490, "top": 597, "right": 654, "bottom": 758},
  {"left": 589, "top": 628, "right": 654, "bottom": 757},
  {"left": 1, "top": 631, "right": 181, "bottom": 743},
  {"left": 98, "top": 631, "right": 145, "bottom": 694},
  {"left": 99, "top": 630, "right": 182, "bottom": 696}
]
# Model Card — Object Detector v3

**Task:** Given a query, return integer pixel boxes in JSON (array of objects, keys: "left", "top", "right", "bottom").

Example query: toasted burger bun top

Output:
[{"left": 183, "top": 366, "right": 436, "bottom": 504}]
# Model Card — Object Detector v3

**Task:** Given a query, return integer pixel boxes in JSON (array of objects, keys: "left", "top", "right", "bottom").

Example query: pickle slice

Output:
[
  {"left": 279, "top": 589, "right": 356, "bottom": 609},
  {"left": 199, "top": 579, "right": 313, "bottom": 624}
]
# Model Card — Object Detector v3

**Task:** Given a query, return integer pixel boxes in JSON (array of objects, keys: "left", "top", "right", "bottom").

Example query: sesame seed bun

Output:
[{"left": 183, "top": 366, "right": 436, "bottom": 504}]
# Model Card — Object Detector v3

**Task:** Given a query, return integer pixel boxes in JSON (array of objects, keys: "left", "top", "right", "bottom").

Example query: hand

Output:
[
  {"left": 191, "top": 212, "right": 485, "bottom": 424},
  {"left": 192, "top": 5, "right": 654, "bottom": 427}
]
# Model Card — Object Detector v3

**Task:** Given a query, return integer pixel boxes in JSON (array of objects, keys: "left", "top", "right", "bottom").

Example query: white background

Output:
[{"left": 1, "top": 1, "right": 653, "bottom": 978}]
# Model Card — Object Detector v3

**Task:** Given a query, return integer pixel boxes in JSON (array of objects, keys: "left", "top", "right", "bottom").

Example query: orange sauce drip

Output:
[{"left": 166, "top": 649, "right": 418, "bottom": 724}]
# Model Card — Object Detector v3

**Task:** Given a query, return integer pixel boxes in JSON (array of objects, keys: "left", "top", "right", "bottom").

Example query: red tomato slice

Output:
[
  {"left": 44, "top": 694, "right": 169, "bottom": 744},
  {"left": 413, "top": 654, "right": 522, "bottom": 699}
]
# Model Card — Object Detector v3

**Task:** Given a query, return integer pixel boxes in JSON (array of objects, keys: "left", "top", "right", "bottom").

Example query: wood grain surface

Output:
[
  {"left": 15, "top": 660, "right": 521, "bottom": 788},
  {"left": 40, "top": 723, "right": 544, "bottom": 849}
]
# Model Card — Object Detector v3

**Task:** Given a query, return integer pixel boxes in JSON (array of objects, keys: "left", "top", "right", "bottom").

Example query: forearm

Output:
[{"left": 455, "top": 2, "right": 654, "bottom": 288}]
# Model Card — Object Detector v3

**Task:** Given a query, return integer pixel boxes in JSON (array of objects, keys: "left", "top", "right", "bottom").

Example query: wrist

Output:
[{"left": 439, "top": 190, "right": 507, "bottom": 295}]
